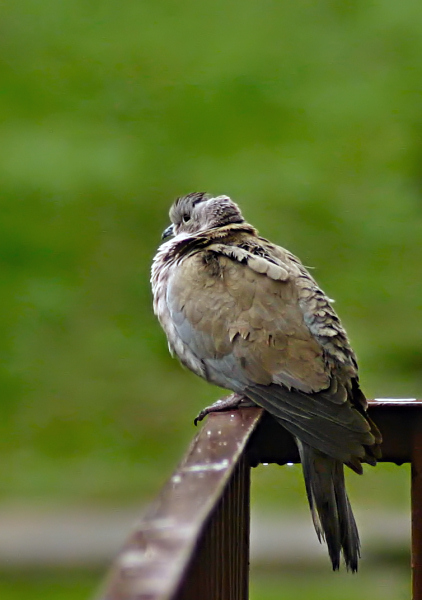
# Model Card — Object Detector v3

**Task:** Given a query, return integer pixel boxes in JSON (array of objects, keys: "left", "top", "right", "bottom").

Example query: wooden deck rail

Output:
[{"left": 97, "top": 399, "right": 422, "bottom": 600}]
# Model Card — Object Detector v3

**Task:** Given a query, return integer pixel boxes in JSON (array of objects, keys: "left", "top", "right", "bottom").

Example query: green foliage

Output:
[{"left": 1, "top": 0, "right": 421, "bottom": 509}]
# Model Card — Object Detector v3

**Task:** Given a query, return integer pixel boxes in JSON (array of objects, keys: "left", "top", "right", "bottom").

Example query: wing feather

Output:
[{"left": 165, "top": 236, "right": 379, "bottom": 463}]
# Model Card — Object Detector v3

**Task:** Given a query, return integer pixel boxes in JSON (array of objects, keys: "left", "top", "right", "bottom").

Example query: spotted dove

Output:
[{"left": 151, "top": 192, "right": 382, "bottom": 571}]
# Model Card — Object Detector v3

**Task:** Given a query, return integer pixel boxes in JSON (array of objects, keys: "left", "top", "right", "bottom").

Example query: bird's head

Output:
[{"left": 162, "top": 192, "right": 245, "bottom": 239}]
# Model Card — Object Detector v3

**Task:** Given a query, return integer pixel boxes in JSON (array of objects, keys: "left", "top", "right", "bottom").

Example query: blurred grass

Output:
[
  {"left": 2, "top": 0, "right": 422, "bottom": 508},
  {"left": 0, "top": 571, "right": 99, "bottom": 600},
  {"left": 250, "top": 566, "right": 410, "bottom": 600},
  {"left": 0, "top": 0, "right": 421, "bottom": 565},
  {"left": 0, "top": 565, "right": 410, "bottom": 600}
]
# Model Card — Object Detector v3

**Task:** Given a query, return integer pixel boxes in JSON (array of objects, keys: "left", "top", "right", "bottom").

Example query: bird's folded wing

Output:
[{"left": 245, "top": 384, "right": 374, "bottom": 463}]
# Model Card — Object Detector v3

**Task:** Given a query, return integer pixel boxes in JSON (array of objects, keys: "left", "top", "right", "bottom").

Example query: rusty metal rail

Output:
[{"left": 97, "top": 399, "right": 422, "bottom": 600}]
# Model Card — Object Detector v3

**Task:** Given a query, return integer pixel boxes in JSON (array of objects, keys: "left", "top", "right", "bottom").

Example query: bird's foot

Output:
[{"left": 194, "top": 393, "right": 254, "bottom": 425}]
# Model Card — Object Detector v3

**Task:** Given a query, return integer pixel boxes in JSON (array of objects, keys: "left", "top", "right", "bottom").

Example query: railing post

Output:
[
  {"left": 175, "top": 455, "right": 250, "bottom": 600},
  {"left": 412, "top": 414, "right": 422, "bottom": 600},
  {"left": 98, "top": 399, "right": 422, "bottom": 599},
  {"left": 97, "top": 408, "right": 262, "bottom": 600}
]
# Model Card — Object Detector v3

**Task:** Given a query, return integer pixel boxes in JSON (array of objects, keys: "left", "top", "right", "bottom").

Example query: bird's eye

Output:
[{"left": 182, "top": 214, "right": 190, "bottom": 223}]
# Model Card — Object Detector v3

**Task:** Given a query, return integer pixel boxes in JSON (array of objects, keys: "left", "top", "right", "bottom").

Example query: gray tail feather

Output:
[{"left": 296, "top": 439, "right": 360, "bottom": 572}]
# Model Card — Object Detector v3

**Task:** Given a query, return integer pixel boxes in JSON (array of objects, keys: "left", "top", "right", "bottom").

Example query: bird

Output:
[{"left": 151, "top": 192, "right": 382, "bottom": 571}]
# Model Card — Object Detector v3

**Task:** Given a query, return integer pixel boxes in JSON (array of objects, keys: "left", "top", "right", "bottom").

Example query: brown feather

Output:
[{"left": 151, "top": 193, "right": 382, "bottom": 571}]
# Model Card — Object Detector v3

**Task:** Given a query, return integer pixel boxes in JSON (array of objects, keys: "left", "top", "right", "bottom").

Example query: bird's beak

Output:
[{"left": 162, "top": 224, "right": 174, "bottom": 240}]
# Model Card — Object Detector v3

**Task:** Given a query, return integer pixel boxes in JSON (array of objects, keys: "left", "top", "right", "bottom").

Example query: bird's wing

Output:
[{"left": 166, "top": 237, "right": 378, "bottom": 463}]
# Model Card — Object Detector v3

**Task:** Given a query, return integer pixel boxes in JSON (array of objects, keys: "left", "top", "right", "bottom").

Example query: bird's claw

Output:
[{"left": 193, "top": 393, "right": 249, "bottom": 426}]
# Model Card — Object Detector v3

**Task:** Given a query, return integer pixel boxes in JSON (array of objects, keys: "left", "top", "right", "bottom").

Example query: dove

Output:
[{"left": 151, "top": 192, "right": 382, "bottom": 571}]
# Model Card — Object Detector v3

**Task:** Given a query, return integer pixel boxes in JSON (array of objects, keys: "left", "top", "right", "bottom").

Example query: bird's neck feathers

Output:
[{"left": 158, "top": 222, "right": 258, "bottom": 262}]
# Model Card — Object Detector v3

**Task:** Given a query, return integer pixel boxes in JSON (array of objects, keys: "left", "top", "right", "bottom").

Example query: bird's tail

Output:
[{"left": 296, "top": 439, "right": 360, "bottom": 572}]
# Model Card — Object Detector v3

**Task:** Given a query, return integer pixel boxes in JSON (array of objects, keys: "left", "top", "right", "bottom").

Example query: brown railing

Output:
[{"left": 97, "top": 399, "right": 422, "bottom": 600}]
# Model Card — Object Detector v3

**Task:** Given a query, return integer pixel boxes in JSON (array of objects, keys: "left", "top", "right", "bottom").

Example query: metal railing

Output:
[{"left": 97, "top": 399, "right": 422, "bottom": 600}]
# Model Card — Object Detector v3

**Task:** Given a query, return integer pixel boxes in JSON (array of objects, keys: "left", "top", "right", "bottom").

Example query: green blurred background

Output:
[{"left": 1, "top": 0, "right": 421, "bottom": 597}]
